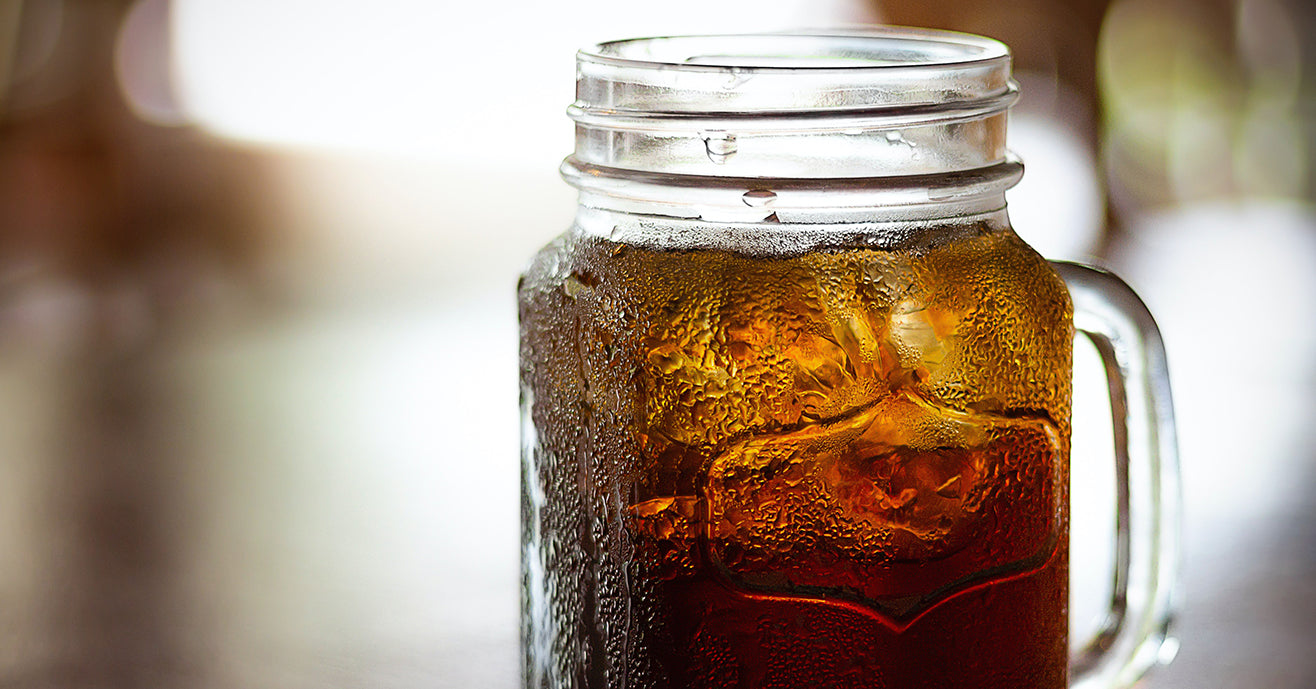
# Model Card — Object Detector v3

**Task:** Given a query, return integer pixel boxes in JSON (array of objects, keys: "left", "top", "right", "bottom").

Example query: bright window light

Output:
[{"left": 171, "top": 0, "right": 873, "bottom": 162}]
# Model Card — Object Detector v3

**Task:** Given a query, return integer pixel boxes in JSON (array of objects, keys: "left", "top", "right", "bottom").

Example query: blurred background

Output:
[{"left": 0, "top": 0, "right": 1312, "bottom": 687}]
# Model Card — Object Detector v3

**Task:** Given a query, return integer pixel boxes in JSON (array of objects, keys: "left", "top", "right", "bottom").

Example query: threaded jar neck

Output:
[{"left": 564, "top": 28, "right": 1024, "bottom": 222}]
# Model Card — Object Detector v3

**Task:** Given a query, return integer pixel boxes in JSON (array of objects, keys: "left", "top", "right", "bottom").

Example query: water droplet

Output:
[
  {"left": 563, "top": 270, "right": 598, "bottom": 299},
  {"left": 701, "top": 132, "right": 738, "bottom": 164},
  {"left": 723, "top": 67, "right": 752, "bottom": 90},
  {"left": 885, "top": 130, "right": 916, "bottom": 148},
  {"left": 742, "top": 189, "right": 776, "bottom": 207},
  {"left": 563, "top": 275, "right": 585, "bottom": 299}
]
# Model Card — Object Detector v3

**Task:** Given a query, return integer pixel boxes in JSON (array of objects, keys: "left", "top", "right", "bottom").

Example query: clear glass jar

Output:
[{"left": 519, "top": 29, "right": 1180, "bottom": 689}]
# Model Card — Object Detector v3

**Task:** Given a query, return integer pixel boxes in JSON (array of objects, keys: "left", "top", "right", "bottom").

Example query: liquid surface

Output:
[{"left": 520, "top": 223, "right": 1073, "bottom": 689}]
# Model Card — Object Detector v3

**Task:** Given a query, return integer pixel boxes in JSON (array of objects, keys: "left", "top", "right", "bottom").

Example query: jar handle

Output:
[{"left": 1053, "top": 262, "right": 1182, "bottom": 689}]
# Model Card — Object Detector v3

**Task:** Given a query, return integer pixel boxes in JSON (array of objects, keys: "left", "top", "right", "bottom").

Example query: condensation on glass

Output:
[{"left": 518, "top": 29, "right": 1180, "bottom": 689}]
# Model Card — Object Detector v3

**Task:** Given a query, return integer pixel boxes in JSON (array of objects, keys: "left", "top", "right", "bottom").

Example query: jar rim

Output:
[
  {"left": 573, "top": 27, "right": 1014, "bottom": 118},
  {"left": 568, "top": 28, "right": 1020, "bottom": 194},
  {"left": 580, "top": 27, "right": 1009, "bottom": 74}
]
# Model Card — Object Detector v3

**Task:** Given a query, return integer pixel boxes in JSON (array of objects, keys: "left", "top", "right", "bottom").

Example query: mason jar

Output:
[{"left": 519, "top": 28, "right": 1180, "bottom": 689}]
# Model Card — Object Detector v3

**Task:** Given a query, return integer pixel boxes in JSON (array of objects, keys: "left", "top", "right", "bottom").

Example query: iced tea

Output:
[{"left": 520, "top": 220, "right": 1073, "bottom": 688}]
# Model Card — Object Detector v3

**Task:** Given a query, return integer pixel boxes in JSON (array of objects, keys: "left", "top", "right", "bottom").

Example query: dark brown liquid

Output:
[{"left": 520, "top": 223, "right": 1073, "bottom": 689}]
